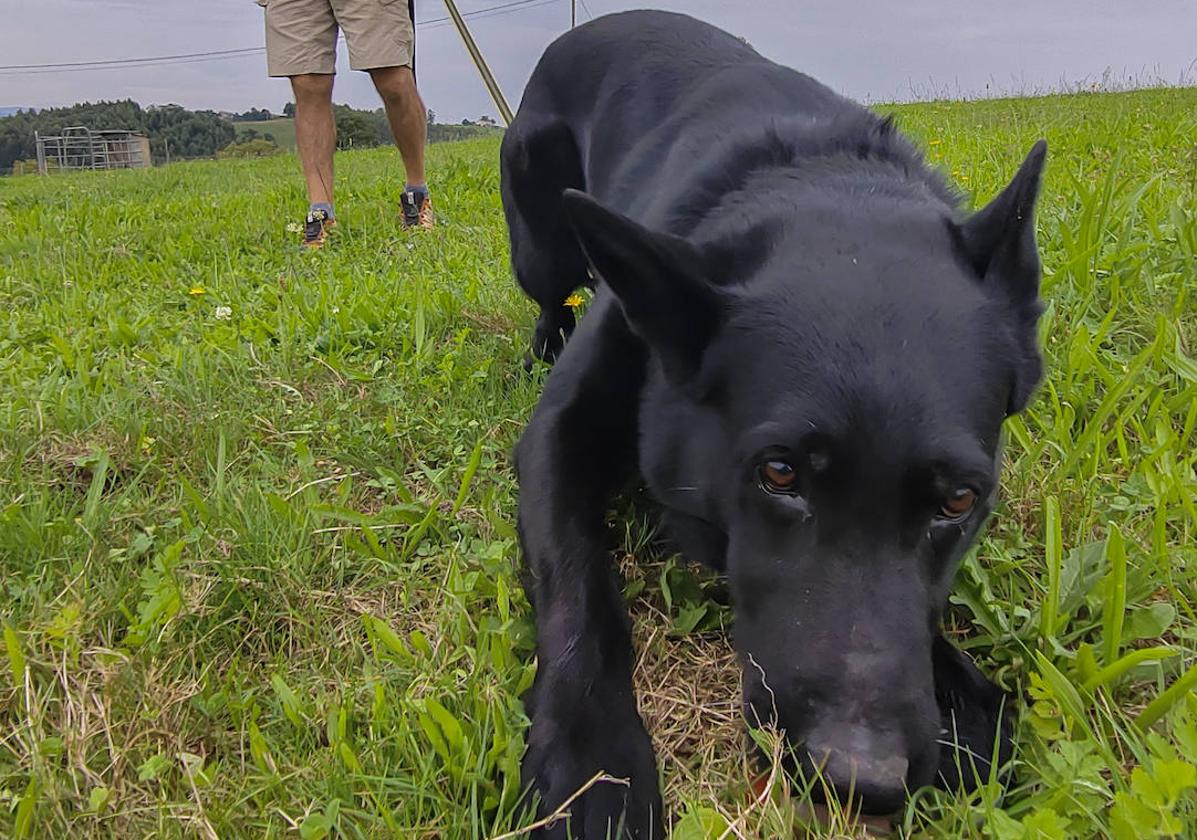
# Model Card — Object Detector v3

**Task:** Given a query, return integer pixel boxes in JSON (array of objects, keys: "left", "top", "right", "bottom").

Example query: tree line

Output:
[
  {"left": 0, "top": 100, "right": 234, "bottom": 173},
  {"left": 333, "top": 105, "right": 502, "bottom": 149},
  {"left": 0, "top": 99, "right": 505, "bottom": 173}
]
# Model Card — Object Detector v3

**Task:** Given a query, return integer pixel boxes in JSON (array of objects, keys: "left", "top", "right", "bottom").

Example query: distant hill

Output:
[
  {"left": 0, "top": 107, "right": 30, "bottom": 117},
  {"left": 234, "top": 117, "right": 296, "bottom": 151},
  {"left": 233, "top": 115, "right": 502, "bottom": 154}
]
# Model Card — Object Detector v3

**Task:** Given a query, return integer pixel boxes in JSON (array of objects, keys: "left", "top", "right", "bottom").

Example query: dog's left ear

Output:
[
  {"left": 956, "top": 140, "right": 1048, "bottom": 414},
  {"left": 562, "top": 189, "right": 726, "bottom": 383}
]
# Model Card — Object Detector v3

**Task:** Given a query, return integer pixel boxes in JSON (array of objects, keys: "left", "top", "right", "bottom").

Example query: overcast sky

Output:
[{"left": 2, "top": 0, "right": 1195, "bottom": 122}]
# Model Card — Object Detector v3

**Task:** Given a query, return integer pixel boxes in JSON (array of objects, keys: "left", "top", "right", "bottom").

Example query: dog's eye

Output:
[
  {"left": 938, "top": 488, "right": 977, "bottom": 520},
  {"left": 759, "top": 461, "right": 797, "bottom": 494}
]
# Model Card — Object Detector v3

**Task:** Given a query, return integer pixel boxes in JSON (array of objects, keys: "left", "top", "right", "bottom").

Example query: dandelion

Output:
[
  {"left": 565, "top": 293, "right": 585, "bottom": 309},
  {"left": 189, "top": 286, "right": 206, "bottom": 296},
  {"left": 214, "top": 305, "right": 232, "bottom": 320},
  {"left": 929, "top": 138, "right": 942, "bottom": 146}
]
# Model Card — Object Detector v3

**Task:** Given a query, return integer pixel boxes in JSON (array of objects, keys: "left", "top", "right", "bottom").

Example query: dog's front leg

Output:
[
  {"left": 518, "top": 547, "right": 662, "bottom": 840},
  {"left": 514, "top": 335, "right": 663, "bottom": 839},
  {"left": 933, "top": 636, "right": 1014, "bottom": 791}
]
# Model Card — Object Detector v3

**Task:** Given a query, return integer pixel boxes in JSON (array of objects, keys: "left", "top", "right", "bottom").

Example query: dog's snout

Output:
[{"left": 805, "top": 727, "right": 910, "bottom": 815}]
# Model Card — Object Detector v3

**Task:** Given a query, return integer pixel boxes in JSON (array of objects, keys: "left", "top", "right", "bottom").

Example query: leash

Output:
[
  {"left": 441, "top": 0, "right": 514, "bottom": 124},
  {"left": 409, "top": 0, "right": 417, "bottom": 85}
]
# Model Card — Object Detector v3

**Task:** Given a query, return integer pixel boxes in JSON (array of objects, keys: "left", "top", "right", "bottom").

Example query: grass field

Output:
[
  {"left": 235, "top": 118, "right": 298, "bottom": 151},
  {"left": 2, "top": 87, "right": 1197, "bottom": 838}
]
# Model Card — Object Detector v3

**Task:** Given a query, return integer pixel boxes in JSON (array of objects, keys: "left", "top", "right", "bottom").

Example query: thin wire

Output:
[
  {"left": 0, "top": 47, "right": 263, "bottom": 71},
  {"left": 0, "top": 53, "right": 268, "bottom": 77},
  {"left": 420, "top": 0, "right": 561, "bottom": 31},
  {"left": 420, "top": 0, "right": 557, "bottom": 27}
]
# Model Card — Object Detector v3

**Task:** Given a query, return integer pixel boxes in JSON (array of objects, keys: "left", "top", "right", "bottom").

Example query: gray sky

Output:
[{"left": 2, "top": 1, "right": 1195, "bottom": 122}]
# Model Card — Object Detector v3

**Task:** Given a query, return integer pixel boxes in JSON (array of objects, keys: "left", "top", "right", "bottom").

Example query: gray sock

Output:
[{"left": 310, "top": 201, "right": 334, "bottom": 219}]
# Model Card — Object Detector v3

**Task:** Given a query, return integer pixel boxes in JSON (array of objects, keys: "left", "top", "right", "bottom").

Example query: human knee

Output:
[
  {"left": 291, "top": 73, "right": 334, "bottom": 102},
  {"left": 372, "top": 66, "right": 415, "bottom": 104}
]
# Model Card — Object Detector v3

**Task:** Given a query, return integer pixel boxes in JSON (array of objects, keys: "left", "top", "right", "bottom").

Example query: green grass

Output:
[
  {"left": 1, "top": 87, "right": 1196, "bottom": 838},
  {"left": 235, "top": 117, "right": 298, "bottom": 151}
]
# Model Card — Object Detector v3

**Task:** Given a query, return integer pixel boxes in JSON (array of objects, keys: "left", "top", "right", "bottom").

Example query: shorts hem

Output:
[
  {"left": 347, "top": 49, "right": 413, "bottom": 73},
  {"left": 268, "top": 62, "right": 337, "bottom": 78}
]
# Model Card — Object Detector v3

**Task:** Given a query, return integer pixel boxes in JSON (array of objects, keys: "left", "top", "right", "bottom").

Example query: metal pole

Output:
[
  {"left": 571, "top": 0, "right": 576, "bottom": 28},
  {"left": 441, "top": 0, "right": 514, "bottom": 125},
  {"left": 35, "top": 131, "right": 46, "bottom": 175}
]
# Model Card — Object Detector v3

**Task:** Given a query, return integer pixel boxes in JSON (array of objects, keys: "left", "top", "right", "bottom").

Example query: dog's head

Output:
[{"left": 563, "top": 141, "right": 1046, "bottom": 813}]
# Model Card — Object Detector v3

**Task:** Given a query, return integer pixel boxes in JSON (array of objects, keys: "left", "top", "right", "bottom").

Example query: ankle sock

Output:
[{"left": 309, "top": 201, "right": 334, "bottom": 219}]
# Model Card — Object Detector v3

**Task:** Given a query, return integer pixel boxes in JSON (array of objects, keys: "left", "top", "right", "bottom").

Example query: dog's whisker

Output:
[
  {"left": 934, "top": 739, "right": 990, "bottom": 765},
  {"left": 747, "top": 653, "right": 780, "bottom": 727}
]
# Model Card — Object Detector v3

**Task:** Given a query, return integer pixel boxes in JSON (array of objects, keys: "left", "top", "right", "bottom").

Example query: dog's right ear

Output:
[
  {"left": 955, "top": 141, "right": 1048, "bottom": 414},
  {"left": 562, "top": 189, "right": 726, "bottom": 382}
]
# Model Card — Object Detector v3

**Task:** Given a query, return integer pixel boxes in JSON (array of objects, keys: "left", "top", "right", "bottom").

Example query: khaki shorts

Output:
[{"left": 258, "top": 0, "right": 413, "bottom": 77}]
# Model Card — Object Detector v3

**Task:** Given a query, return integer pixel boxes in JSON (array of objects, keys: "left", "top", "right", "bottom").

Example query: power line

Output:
[
  {"left": 0, "top": 0, "right": 561, "bottom": 75},
  {"left": 422, "top": 0, "right": 559, "bottom": 27},
  {"left": 0, "top": 53, "right": 268, "bottom": 77},
  {"left": 421, "top": 0, "right": 562, "bottom": 31},
  {"left": 0, "top": 47, "right": 262, "bottom": 71}
]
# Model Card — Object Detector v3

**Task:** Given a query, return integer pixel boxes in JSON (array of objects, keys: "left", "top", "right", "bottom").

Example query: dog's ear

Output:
[
  {"left": 562, "top": 189, "right": 726, "bottom": 382},
  {"left": 957, "top": 140, "right": 1047, "bottom": 297},
  {"left": 956, "top": 140, "right": 1048, "bottom": 414}
]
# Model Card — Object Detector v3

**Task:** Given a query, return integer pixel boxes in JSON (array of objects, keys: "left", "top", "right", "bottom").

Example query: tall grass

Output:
[{"left": 1, "top": 87, "right": 1195, "bottom": 838}]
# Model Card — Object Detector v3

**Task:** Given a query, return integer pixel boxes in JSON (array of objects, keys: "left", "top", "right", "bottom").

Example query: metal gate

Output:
[{"left": 34, "top": 126, "right": 151, "bottom": 175}]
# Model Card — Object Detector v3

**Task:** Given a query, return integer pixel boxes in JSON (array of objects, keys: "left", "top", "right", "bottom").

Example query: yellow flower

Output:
[
  {"left": 929, "top": 138, "right": 942, "bottom": 146},
  {"left": 189, "top": 286, "right": 206, "bottom": 296},
  {"left": 564, "top": 293, "right": 585, "bottom": 309}
]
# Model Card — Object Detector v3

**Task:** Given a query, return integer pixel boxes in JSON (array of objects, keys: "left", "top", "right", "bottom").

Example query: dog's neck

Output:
[{"left": 655, "top": 112, "right": 962, "bottom": 249}]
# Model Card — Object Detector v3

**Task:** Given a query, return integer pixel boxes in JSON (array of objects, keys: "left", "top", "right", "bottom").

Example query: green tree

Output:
[
  {"left": 232, "top": 107, "right": 274, "bottom": 122},
  {"left": 0, "top": 99, "right": 235, "bottom": 171},
  {"left": 333, "top": 106, "right": 380, "bottom": 150},
  {"left": 143, "top": 105, "right": 235, "bottom": 161},
  {"left": 218, "top": 137, "right": 280, "bottom": 158}
]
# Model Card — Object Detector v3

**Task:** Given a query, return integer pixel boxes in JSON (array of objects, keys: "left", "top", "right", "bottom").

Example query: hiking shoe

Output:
[
  {"left": 400, "top": 189, "right": 435, "bottom": 230},
  {"left": 303, "top": 209, "right": 335, "bottom": 248}
]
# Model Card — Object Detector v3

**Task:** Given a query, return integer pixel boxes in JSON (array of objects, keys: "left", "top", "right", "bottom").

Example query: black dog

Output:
[{"left": 502, "top": 11, "right": 1045, "bottom": 838}]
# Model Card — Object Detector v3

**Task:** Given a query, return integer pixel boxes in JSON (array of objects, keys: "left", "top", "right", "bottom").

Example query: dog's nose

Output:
[{"left": 805, "top": 727, "right": 910, "bottom": 814}]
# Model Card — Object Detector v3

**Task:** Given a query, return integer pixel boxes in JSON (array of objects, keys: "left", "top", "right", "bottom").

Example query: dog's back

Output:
[
  {"left": 515, "top": 11, "right": 864, "bottom": 222},
  {"left": 501, "top": 11, "right": 961, "bottom": 365}
]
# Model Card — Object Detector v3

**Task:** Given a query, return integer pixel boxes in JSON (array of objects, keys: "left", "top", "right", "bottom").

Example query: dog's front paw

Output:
[
  {"left": 933, "top": 636, "right": 1014, "bottom": 791},
  {"left": 521, "top": 701, "right": 663, "bottom": 839}
]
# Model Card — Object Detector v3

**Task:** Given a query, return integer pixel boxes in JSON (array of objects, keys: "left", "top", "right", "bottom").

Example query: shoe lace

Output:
[
  {"left": 304, "top": 210, "right": 327, "bottom": 238},
  {"left": 401, "top": 192, "right": 421, "bottom": 223}
]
